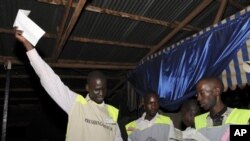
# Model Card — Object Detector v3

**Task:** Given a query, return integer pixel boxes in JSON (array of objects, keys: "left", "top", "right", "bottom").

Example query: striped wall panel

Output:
[{"left": 221, "top": 39, "right": 250, "bottom": 91}]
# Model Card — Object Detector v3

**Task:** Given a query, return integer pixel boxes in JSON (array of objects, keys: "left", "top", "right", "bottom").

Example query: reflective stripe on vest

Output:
[
  {"left": 195, "top": 113, "right": 209, "bottom": 130},
  {"left": 76, "top": 94, "right": 118, "bottom": 122},
  {"left": 155, "top": 115, "right": 172, "bottom": 124},
  {"left": 195, "top": 108, "right": 250, "bottom": 130},
  {"left": 107, "top": 105, "right": 119, "bottom": 122},
  {"left": 76, "top": 94, "right": 87, "bottom": 104},
  {"left": 125, "top": 115, "right": 172, "bottom": 136},
  {"left": 126, "top": 121, "right": 137, "bottom": 136},
  {"left": 225, "top": 108, "right": 250, "bottom": 125}
]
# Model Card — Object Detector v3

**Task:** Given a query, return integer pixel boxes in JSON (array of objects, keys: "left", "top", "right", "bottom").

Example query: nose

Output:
[
  {"left": 151, "top": 102, "right": 158, "bottom": 109},
  {"left": 99, "top": 90, "right": 103, "bottom": 96},
  {"left": 196, "top": 94, "right": 201, "bottom": 102}
]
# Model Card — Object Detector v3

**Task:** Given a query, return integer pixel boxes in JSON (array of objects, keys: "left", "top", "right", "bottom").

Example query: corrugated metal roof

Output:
[
  {"left": 0, "top": 0, "right": 249, "bottom": 68},
  {"left": 1, "top": 1, "right": 250, "bottom": 139},
  {"left": 61, "top": 41, "right": 148, "bottom": 62}
]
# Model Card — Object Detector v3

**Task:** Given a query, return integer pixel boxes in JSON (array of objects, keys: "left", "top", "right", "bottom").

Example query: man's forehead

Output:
[
  {"left": 146, "top": 95, "right": 158, "bottom": 102},
  {"left": 90, "top": 77, "right": 105, "bottom": 82},
  {"left": 89, "top": 78, "right": 106, "bottom": 86},
  {"left": 198, "top": 80, "right": 213, "bottom": 88},
  {"left": 96, "top": 79, "right": 102, "bottom": 85}
]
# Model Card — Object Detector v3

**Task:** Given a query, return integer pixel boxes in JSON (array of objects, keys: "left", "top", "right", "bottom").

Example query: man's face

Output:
[
  {"left": 88, "top": 78, "right": 107, "bottom": 104},
  {"left": 145, "top": 95, "right": 159, "bottom": 118},
  {"left": 196, "top": 80, "right": 216, "bottom": 111}
]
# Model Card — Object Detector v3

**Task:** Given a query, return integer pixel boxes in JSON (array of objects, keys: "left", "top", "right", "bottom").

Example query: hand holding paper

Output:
[{"left": 13, "top": 9, "right": 45, "bottom": 46}]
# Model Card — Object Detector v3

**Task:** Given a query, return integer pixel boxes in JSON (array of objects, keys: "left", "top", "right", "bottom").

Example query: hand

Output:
[
  {"left": 127, "top": 127, "right": 138, "bottom": 132},
  {"left": 13, "top": 27, "right": 33, "bottom": 51},
  {"left": 14, "top": 27, "right": 26, "bottom": 43}
]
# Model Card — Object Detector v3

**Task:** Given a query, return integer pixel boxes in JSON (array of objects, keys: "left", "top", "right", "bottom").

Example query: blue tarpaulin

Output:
[{"left": 128, "top": 7, "right": 250, "bottom": 111}]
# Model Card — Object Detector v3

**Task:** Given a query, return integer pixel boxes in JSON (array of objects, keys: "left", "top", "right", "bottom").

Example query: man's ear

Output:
[
  {"left": 214, "top": 87, "right": 221, "bottom": 96},
  {"left": 85, "top": 84, "right": 89, "bottom": 91}
]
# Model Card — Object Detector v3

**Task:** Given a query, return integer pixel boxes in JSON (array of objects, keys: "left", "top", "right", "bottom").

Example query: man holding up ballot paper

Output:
[
  {"left": 13, "top": 9, "right": 45, "bottom": 46},
  {"left": 13, "top": 9, "right": 123, "bottom": 141}
]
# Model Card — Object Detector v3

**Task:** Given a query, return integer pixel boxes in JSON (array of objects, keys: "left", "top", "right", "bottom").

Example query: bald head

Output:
[
  {"left": 87, "top": 71, "right": 107, "bottom": 84},
  {"left": 197, "top": 77, "right": 224, "bottom": 92},
  {"left": 144, "top": 91, "right": 159, "bottom": 104}
]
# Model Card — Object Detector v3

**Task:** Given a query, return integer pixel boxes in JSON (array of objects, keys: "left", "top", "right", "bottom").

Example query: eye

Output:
[
  {"left": 200, "top": 91, "right": 206, "bottom": 95},
  {"left": 93, "top": 89, "right": 100, "bottom": 93},
  {"left": 199, "top": 90, "right": 207, "bottom": 95}
]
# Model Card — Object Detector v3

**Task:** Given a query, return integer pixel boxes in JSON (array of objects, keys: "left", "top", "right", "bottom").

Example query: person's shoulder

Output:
[
  {"left": 126, "top": 120, "right": 137, "bottom": 128},
  {"left": 158, "top": 114, "right": 170, "bottom": 119},
  {"left": 232, "top": 107, "right": 250, "bottom": 110},
  {"left": 195, "top": 112, "right": 209, "bottom": 118},
  {"left": 157, "top": 114, "right": 172, "bottom": 124},
  {"left": 75, "top": 94, "right": 87, "bottom": 104},
  {"left": 106, "top": 104, "right": 118, "bottom": 111},
  {"left": 229, "top": 107, "right": 249, "bottom": 112},
  {"left": 231, "top": 107, "right": 250, "bottom": 114},
  {"left": 126, "top": 120, "right": 139, "bottom": 135}
]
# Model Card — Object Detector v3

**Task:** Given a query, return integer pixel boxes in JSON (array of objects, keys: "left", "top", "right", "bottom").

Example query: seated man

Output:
[
  {"left": 181, "top": 98, "right": 200, "bottom": 129},
  {"left": 125, "top": 91, "right": 176, "bottom": 141},
  {"left": 195, "top": 77, "right": 250, "bottom": 141},
  {"left": 179, "top": 99, "right": 209, "bottom": 141}
]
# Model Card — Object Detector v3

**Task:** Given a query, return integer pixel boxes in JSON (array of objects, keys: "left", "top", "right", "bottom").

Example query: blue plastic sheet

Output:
[{"left": 128, "top": 8, "right": 250, "bottom": 111}]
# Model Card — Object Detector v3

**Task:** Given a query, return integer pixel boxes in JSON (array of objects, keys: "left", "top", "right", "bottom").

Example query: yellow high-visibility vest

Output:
[
  {"left": 195, "top": 108, "right": 250, "bottom": 130},
  {"left": 125, "top": 115, "right": 172, "bottom": 135},
  {"left": 76, "top": 94, "right": 119, "bottom": 121}
]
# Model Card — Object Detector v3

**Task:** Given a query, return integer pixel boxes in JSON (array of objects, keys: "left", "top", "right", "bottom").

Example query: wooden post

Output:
[{"left": 1, "top": 60, "right": 11, "bottom": 141}]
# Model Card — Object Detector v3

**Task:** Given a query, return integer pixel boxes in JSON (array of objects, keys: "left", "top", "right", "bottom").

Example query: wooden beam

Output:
[
  {"left": 0, "top": 28, "right": 12, "bottom": 34},
  {"left": 0, "top": 88, "right": 86, "bottom": 92},
  {"left": 53, "top": 0, "right": 73, "bottom": 62},
  {"left": 0, "top": 74, "right": 125, "bottom": 80},
  {"left": 85, "top": 5, "right": 200, "bottom": 32},
  {"left": 0, "top": 56, "right": 136, "bottom": 70},
  {"left": 213, "top": 0, "right": 228, "bottom": 24},
  {"left": 0, "top": 56, "right": 23, "bottom": 64},
  {"left": 0, "top": 75, "right": 30, "bottom": 79},
  {"left": 58, "top": 59, "right": 135, "bottom": 66},
  {"left": 51, "top": 0, "right": 87, "bottom": 61},
  {"left": 229, "top": 0, "right": 245, "bottom": 9},
  {"left": 0, "top": 28, "right": 150, "bottom": 49},
  {"left": 51, "top": 61, "right": 135, "bottom": 69},
  {"left": 107, "top": 79, "right": 127, "bottom": 98},
  {"left": 173, "top": 21, "right": 201, "bottom": 31},
  {"left": 37, "top": 1, "right": 201, "bottom": 32},
  {"left": 146, "top": 0, "right": 213, "bottom": 56},
  {"left": 58, "top": 75, "right": 125, "bottom": 79},
  {"left": 69, "top": 36, "right": 152, "bottom": 49},
  {"left": 0, "top": 98, "right": 39, "bottom": 101},
  {"left": 37, "top": 0, "right": 68, "bottom": 5},
  {"left": 0, "top": 88, "right": 34, "bottom": 92}
]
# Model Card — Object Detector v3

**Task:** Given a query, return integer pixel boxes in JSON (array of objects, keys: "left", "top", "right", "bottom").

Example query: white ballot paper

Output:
[{"left": 13, "top": 9, "right": 45, "bottom": 46}]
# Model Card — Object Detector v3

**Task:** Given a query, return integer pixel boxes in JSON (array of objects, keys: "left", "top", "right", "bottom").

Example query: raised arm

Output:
[{"left": 14, "top": 28, "right": 76, "bottom": 114}]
